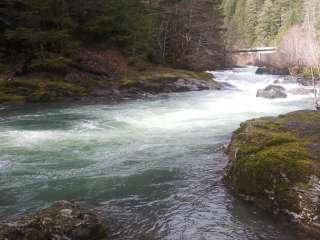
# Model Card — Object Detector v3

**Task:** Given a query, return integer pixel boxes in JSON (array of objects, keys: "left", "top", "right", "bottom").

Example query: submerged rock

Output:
[
  {"left": 256, "top": 67, "right": 290, "bottom": 75},
  {"left": 256, "top": 85, "right": 287, "bottom": 99},
  {"left": 0, "top": 201, "right": 108, "bottom": 240},
  {"left": 224, "top": 111, "right": 320, "bottom": 236}
]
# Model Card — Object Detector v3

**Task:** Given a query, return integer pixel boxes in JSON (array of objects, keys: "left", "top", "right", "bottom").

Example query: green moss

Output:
[
  {"left": 226, "top": 111, "right": 320, "bottom": 214},
  {"left": 0, "top": 77, "right": 87, "bottom": 103},
  {"left": 0, "top": 65, "right": 214, "bottom": 104},
  {"left": 119, "top": 79, "right": 136, "bottom": 86},
  {"left": 159, "top": 68, "right": 213, "bottom": 81},
  {"left": 27, "top": 82, "right": 86, "bottom": 101},
  {"left": 123, "top": 67, "right": 213, "bottom": 84},
  {"left": 0, "top": 93, "right": 25, "bottom": 103},
  {"left": 302, "top": 67, "right": 320, "bottom": 78},
  {"left": 188, "top": 71, "right": 213, "bottom": 80},
  {"left": 45, "top": 81, "right": 87, "bottom": 95}
]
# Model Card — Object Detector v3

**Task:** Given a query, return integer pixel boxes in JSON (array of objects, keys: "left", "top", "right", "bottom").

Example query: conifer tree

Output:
[
  {"left": 0, "top": 0, "right": 226, "bottom": 71},
  {"left": 222, "top": 0, "right": 237, "bottom": 25},
  {"left": 1, "top": 0, "right": 156, "bottom": 71},
  {"left": 4, "top": 0, "right": 78, "bottom": 71},
  {"left": 255, "top": 0, "right": 279, "bottom": 45},
  {"left": 222, "top": 0, "right": 305, "bottom": 47},
  {"left": 245, "top": 0, "right": 261, "bottom": 44}
]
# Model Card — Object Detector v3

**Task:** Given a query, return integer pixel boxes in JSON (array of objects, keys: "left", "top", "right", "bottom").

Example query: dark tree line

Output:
[
  {"left": 0, "top": 0, "right": 224, "bottom": 72},
  {"left": 0, "top": 0, "right": 155, "bottom": 72}
]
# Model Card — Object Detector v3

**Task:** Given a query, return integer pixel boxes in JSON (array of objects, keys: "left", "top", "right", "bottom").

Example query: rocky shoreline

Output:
[
  {"left": 0, "top": 67, "right": 223, "bottom": 105},
  {"left": 1, "top": 65, "right": 317, "bottom": 105},
  {"left": 224, "top": 110, "right": 320, "bottom": 238},
  {"left": 88, "top": 71, "right": 222, "bottom": 102}
]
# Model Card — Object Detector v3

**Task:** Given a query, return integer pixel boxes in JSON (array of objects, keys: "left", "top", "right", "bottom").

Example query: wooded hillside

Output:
[
  {"left": 0, "top": 0, "right": 225, "bottom": 74},
  {"left": 222, "top": 0, "right": 304, "bottom": 47},
  {"left": 224, "top": 0, "right": 320, "bottom": 68}
]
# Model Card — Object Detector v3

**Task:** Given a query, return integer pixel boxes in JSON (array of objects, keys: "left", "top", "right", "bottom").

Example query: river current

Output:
[{"left": 0, "top": 67, "right": 315, "bottom": 239}]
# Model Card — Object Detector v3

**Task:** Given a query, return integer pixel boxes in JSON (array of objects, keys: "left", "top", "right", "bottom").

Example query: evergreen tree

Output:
[
  {"left": 0, "top": 0, "right": 156, "bottom": 71},
  {"left": 245, "top": 0, "right": 262, "bottom": 44},
  {"left": 270, "top": 0, "right": 286, "bottom": 28},
  {"left": 83, "top": 0, "right": 155, "bottom": 58},
  {"left": 4, "top": 0, "right": 79, "bottom": 70},
  {"left": 283, "top": 0, "right": 304, "bottom": 28},
  {"left": 223, "top": 0, "right": 305, "bottom": 47},
  {"left": 0, "top": 0, "right": 226, "bottom": 72},
  {"left": 222, "top": 0, "right": 237, "bottom": 25},
  {"left": 255, "top": 0, "right": 279, "bottom": 45}
]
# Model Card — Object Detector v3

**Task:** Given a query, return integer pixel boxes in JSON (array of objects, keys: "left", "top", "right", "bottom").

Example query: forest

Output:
[
  {"left": 223, "top": 0, "right": 305, "bottom": 47},
  {"left": 1, "top": 0, "right": 320, "bottom": 75},
  {"left": 0, "top": 0, "right": 224, "bottom": 74},
  {"left": 223, "top": 0, "right": 320, "bottom": 68}
]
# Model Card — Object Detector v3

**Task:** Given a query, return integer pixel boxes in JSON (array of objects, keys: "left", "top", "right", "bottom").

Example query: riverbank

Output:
[{"left": 0, "top": 65, "right": 222, "bottom": 105}]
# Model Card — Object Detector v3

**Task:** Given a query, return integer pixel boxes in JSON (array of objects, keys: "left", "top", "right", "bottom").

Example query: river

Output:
[{"left": 0, "top": 66, "right": 315, "bottom": 239}]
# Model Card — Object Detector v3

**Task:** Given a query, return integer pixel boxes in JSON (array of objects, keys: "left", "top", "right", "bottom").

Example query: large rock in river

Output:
[
  {"left": 256, "top": 85, "right": 287, "bottom": 99},
  {"left": 256, "top": 67, "right": 290, "bottom": 75},
  {"left": 0, "top": 201, "right": 108, "bottom": 240},
  {"left": 224, "top": 111, "right": 320, "bottom": 236},
  {"left": 119, "top": 74, "right": 222, "bottom": 96}
]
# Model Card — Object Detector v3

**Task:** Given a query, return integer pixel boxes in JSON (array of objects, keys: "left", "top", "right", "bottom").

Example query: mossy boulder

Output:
[
  {"left": 224, "top": 111, "right": 320, "bottom": 233},
  {"left": 0, "top": 201, "right": 108, "bottom": 240}
]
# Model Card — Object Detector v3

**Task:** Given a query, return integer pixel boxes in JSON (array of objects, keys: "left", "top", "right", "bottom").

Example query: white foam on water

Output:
[
  {"left": 0, "top": 160, "right": 7, "bottom": 169},
  {"left": 0, "top": 67, "right": 314, "bottom": 153},
  {"left": 99, "top": 68, "right": 314, "bottom": 132}
]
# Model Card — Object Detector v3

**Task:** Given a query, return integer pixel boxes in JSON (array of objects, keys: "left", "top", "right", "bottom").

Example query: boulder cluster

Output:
[{"left": 256, "top": 76, "right": 318, "bottom": 99}]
